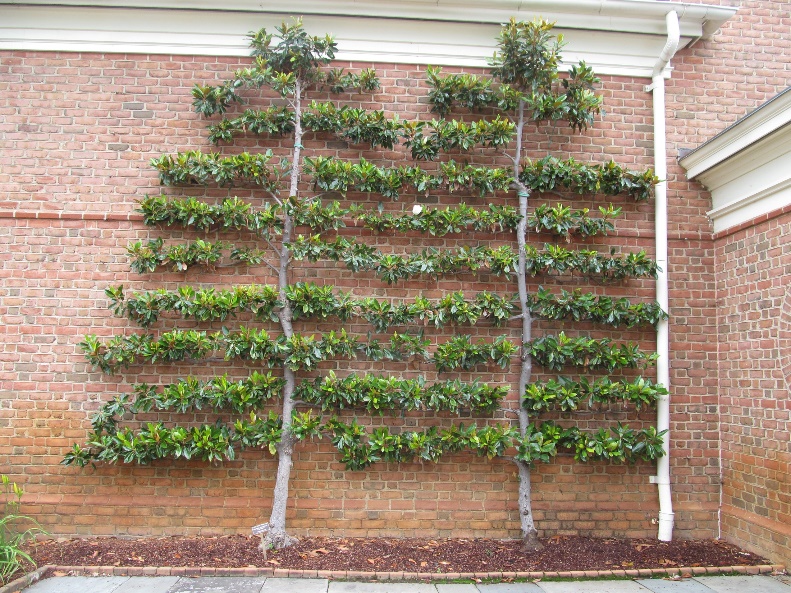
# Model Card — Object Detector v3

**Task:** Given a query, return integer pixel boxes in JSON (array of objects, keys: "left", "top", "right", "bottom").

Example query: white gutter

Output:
[{"left": 645, "top": 10, "right": 679, "bottom": 542}]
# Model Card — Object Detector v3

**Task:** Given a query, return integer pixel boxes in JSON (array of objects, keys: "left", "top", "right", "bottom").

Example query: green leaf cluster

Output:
[
  {"left": 138, "top": 195, "right": 348, "bottom": 235},
  {"left": 126, "top": 238, "right": 264, "bottom": 273},
  {"left": 527, "top": 287, "right": 667, "bottom": 327},
  {"left": 89, "top": 372, "right": 285, "bottom": 437},
  {"left": 326, "top": 420, "right": 517, "bottom": 469},
  {"left": 108, "top": 283, "right": 516, "bottom": 330},
  {"left": 527, "top": 332, "right": 658, "bottom": 371},
  {"left": 305, "top": 157, "right": 512, "bottom": 199},
  {"left": 80, "top": 328, "right": 435, "bottom": 374},
  {"left": 401, "top": 116, "right": 515, "bottom": 160},
  {"left": 208, "top": 106, "right": 295, "bottom": 143},
  {"left": 148, "top": 154, "right": 656, "bottom": 202},
  {"left": 528, "top": 204, "right": 620, "bottom": 240},
  {"left": 524, "top": 244, "right": 659, "bottom": 279},
  {"left": 357, "top": 203, "right": 521, "bottom": 235},
  {"left": 520, "top": 156, "right": 659, "bottom": 201},
  {"left": 515, "top": 422, "right": 664, "bottom": 464},
  {"left": 303, "top": 102, "right": 404, "bottom": 149},
  {"left": 522, "top": 376, "right": 667, "bottom": 412},
  {"left": 434, "top": 335, "right": 519, "bottom": 372},
  {"left": 289, "top": 236, "right": 658, "bottom": 282},
  {"left": 296, "top": 372, "right": 506, "bottom": 414},
  {"left": 150, "top": 150, "right": 281, "bottom": 190},
  {"left": 66, "top": 413, "right": 282, "bottom": 465},
  {"left": 64, "top": 415, "right": 665, "bottom": 470},
  {"left": 289, "top": 235, "right": 519, "bottom": 281},
  {"left": 425, "top": 66, "right": 503, "bottom": 116},
  {"left": 139, "top": 195, "right": 282, "bottom": 233}
]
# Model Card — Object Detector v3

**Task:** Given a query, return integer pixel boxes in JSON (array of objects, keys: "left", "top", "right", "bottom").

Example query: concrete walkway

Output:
[{"left": 20, "top": 574, "right": 791, "bottom": 593}]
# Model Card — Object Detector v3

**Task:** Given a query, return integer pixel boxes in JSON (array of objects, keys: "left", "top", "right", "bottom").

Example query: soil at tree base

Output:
[{"left": 23, "top": 535, "right": 767, "bottom": 574}]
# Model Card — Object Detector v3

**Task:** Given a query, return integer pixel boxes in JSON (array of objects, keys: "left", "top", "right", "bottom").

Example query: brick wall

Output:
[
  {"left": 0, "top": 0, "right": 787, "bottom": 556},
  {"left": 668, "top": 0, "right": 791, "bottom": 566},
  {"left": 712, "top": 209, "right": 791, "bottom": 567}
]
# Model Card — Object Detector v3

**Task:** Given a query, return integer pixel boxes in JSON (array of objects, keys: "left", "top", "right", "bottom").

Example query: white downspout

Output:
[{"left": 646, "top": 10, "right": 679, "bottom": 542}]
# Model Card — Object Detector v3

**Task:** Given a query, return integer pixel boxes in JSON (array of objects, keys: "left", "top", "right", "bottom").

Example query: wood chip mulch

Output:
[{"left": 26, "top": 535, "right": 768, "bottom": 574}]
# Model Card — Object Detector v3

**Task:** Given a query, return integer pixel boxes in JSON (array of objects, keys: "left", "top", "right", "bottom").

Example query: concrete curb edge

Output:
[
  {"left": 31, "top": 563, "right": 787, "bottom": 582},
  {"left": 0, "top": 565, "right": 53, "bottom": 593}
]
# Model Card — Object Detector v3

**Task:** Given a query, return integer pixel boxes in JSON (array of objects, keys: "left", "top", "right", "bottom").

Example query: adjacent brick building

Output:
[{"left": 0, "top": 0, "right": 788, "bottom": 566}]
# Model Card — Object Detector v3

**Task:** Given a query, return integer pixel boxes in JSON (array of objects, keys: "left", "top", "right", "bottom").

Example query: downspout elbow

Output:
[{"left": 653, "top": 11, "right": 681, "bottom": 80}]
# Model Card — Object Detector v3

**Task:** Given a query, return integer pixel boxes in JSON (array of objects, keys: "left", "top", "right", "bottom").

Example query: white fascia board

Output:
[
  {"left": 0, "top": 2, "right": 736, "bottom": 77},
  {"left": 0, "top": 1, "right": 737, "bottom": 38},
  {"left": 679, "top": 88, "right": 791, "bottom": 179},
  {"left": 693, "top": 123, "right": 791, "bottom": 234}
]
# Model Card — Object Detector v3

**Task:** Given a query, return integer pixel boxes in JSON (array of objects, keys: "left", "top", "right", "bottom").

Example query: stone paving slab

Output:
[
  {"left": 114, "top": 576, "right": 182, "bottom": 593},
  {"left": 693, "top": 575, "right": 791, "bottom": 593},
  {"left": 435, "top": 584, "right": 480, "bottom": 593},
  {"left": 776, "top": 575, "right": 791, "bottom": 587},
  {"left": 328, "top": 582, "right": 436, "bottom": 593},
  {"left": 636, "top": 578, "right": 718, "bottom": 592},
  {"left": 24, "top": 576, "right": 130, "bottom": 593},
  {"left": 167, "top": 576, "right": 266, "bottom": 593},
  {"left": 537, "top": 579, "right": 650, "bottom": 592},
  {"left": 261, "top": 577, "right": 328, "bottom": 593},
  {"left": 477, "top": 583, "right": 544, "bottom": 592}
]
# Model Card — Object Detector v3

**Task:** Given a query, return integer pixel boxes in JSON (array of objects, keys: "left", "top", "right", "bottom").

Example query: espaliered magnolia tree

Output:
[{"left": 66, "top": 18, "right": 667, "bottom": 551}]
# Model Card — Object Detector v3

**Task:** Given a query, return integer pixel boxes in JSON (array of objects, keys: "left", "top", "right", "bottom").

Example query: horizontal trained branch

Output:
[
  {"left": 149, "top": 153, "right": 655, "bottom": 201},
  {"left": 108, "top": 283, "right": 663, "bottom": 331},
  {"left": 126, "top": 238, "right": 268, "bottom": 273},
  {"left": 527, "top": 287, "right": 666, "bottom": 327},
  {"left": 63, "top": 411, "right": 292, "bottom": 465},
  {"left": 80, "top": 328, "right": 433, "bottom": 375},
  {"left": 522, "top": 376, "right": 667, "bottom": 412},
  {"left": 527, "top": 332, "right": 658, "bottom": 371},
  {"left": 400, "top": 116, "right": 515, "bottom": 160},
  {"left": 304, "top": 156, "right": 512, "bottom": 199},
  {"left": 527, "top": 203, "right": 620, "bottom": 240},
  {"left": 515, "top": 421, "right": 665, "bottom": 465},
  {"left": 139, "top": 195, "right": 522, "bottom": 240},
  {"left": 524, "top": 244, "right": 659, "bottom": 279},
  {"left": 64, "top": 414, "right": 665, "bottom": 470},
  {"left": 138, "top": 195, "right": 350, "bottom": 235},
  {"left": 150, "top": 150, "right": 283, "bottom": 190},
  {"left": 295, "top": 371, "right": 507, "bottom": 414},
  {"left": 357, "top": 203, "right": 521, "bottom": 236},
  {"left": 138, "top": 195, "right": 283, "bottom": 233},
  {"left": 206, "top": 101, "right": 515, "bottom": 159},
  {"left": 303, "top": 101, "right": 404, "bottom": 149},
  {"left": 433, "top": 335, "right": 518, "bottom": 372},
  {"left": 288, "top": 236, "right": 520, "bottom": 281},
  {"left": 207, "top": 106, "right": 295, "bottom": 143},
  {"left": 106, "top": 284, "right": 517, "bottom": 329},
  {"left": 87, "top": 371, "right": 508, "bottom": 442},
  {"left": 520, "top": 156, "right": 659, "bottom": 201},
  {"left": 289, "top": 236, "right": 658, "bottom": 282},
  {"left": 326, "top": 420, "right": 517, "bottom": 469},
  {"left": 89, "top": 372, "right": 286, "bottom": 435}
]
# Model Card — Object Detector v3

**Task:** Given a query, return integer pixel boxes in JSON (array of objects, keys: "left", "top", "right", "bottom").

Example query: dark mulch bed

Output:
[{"left": 26, "top": 535, "right": 767, "bottom": 574}]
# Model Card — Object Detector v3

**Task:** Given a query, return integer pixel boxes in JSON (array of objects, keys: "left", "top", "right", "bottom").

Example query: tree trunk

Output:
[
  {"left": 512, "top": 100, "right": 542, "bottom": 551},
  {"left": 261, "top": 77, "right": 304, "bottom": 552}
]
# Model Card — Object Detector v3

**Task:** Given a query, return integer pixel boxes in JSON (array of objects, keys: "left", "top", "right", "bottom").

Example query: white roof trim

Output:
[
  {"left": 0, "top": 1, "right": 737, "bottom": 77},
  {"left": 679, "top": 90, "right": 791, "bottom": 234},
  {"left": 680, "top": 88, "right": 791, "bottom": 179}
]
